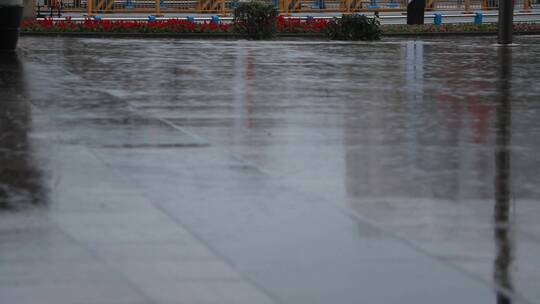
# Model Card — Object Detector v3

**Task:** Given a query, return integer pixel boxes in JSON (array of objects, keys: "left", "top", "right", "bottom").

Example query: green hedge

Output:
[
  {"left": 326, "top": 14, "right": 381, "bottom": 41},
  {"left": 233, "top": 1, "right": 279, "bottom": 40}
]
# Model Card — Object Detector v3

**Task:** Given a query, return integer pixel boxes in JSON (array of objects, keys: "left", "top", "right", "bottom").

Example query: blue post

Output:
[
  {"left": 148, "top": 15, "right": 156, "bottom": 22},
  {"left": 125, "top": 0, "right": 134, "bottom": 9},
  {"left": 316, "top": 0, "right": 325, "bottom": 9},
  {"left": 368, "top": 0, "right": 379, "bottom": 8},
  {"left": 272, "top": 0, "right": 278, "bottom": 7},
  {"left": 387, "top": 0, "right": 398, "bottom": 7},
  {"left": 186, "top": 16, "right": 195, "bottom": 22},
  {"left": 160, "top": 0, "right": 166, "bottom": 8},
  {"left": 434, "top": 13, "right": 442, "bottom": 25},
  {"left": 211, "top": 15, "right": 220, "bottom": 24},
  {"left": 474, "top": 12, "right": 483, "bottom": 25}
]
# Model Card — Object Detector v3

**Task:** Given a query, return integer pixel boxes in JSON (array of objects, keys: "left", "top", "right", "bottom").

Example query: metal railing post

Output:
[
  {"left": 522, "top": 0, "right": 530, "bottom": 12},
  {"left": 281, "top": 0, "right": 288, "bottom": 14},
  {"left": 155, "top": 0, "right": 160, "bottom": 16},
  {"left": 464, "top": 0, "right": 472, "bottom": 12},
  {"left": 87, "top": 0, "right": 92, "bottom": 16}
]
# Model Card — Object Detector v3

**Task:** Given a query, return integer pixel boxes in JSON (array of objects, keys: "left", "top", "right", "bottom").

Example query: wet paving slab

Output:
[{"left": 1, "top": 36, "right": 540, "bottom": 304}]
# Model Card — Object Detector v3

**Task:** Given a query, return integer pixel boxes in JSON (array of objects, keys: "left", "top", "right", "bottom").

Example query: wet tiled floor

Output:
[{"left": 1, "top": 36, "right": 540, "bottom": 303}]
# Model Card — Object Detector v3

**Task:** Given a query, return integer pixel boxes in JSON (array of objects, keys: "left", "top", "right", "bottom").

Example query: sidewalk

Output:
[{"left": 2, "top": 35, "right": 540, "bottom": 304}]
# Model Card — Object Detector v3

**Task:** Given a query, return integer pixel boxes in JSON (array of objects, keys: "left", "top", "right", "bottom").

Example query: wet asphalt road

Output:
[{"left": 1, "top": 36, "right": 540, "bottom": 304}]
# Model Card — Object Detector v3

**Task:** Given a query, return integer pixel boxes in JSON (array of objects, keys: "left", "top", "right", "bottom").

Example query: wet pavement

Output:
[{"left": 1, "top": 36, "right": 540, "bottom": 304}]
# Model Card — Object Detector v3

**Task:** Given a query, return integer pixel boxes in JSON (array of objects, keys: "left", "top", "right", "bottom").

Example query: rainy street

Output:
[{"left": 1, "top": 36, "right": 540, "bottom": 303}]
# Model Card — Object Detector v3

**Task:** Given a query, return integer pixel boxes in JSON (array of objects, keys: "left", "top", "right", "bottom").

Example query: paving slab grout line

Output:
[
  {"left": 19, "top": 43, "right": 535, "bottom": 304},
  {"left": 46, "top": 213, "right": 161, "bottom": 304},
  {"left": 17, "top": 47, "right": 280, "bottom": 304},
  {"left": 25, "top": 97, "right": 159, "bottom": 304},
  {"left": 85, "top": 120, "right": 283, "bottom": 304},
  {"left": 121, "top": 92, "right": 535, "bottom": 304},
  {"left": 22, "top": 51, "right": 283, "bottom": 304},
  {"left": 121, "top": 96, "right": 536, "bottom": 304}
]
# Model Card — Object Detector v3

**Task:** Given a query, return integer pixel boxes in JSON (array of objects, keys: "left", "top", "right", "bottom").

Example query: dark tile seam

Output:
[{"left": 19, "top": 44, "right": 535, "bottom": 304}]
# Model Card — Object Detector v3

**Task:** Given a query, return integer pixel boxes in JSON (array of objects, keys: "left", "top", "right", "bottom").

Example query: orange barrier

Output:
[{"left": 54, "top": 0, "right": 529, "bottom": 14}]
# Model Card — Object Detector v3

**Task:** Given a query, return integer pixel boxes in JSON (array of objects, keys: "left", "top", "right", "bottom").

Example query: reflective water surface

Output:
[{"left": 1, "top": 36, "right": 540, "bottom": 304}]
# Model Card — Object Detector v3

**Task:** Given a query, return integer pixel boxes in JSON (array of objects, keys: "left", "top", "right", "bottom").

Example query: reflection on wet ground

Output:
[
  {"left": 1, "top": 36, "right": 540, "bottom": 304},
  {"left": 494, "top": 46, "right": 513, "bottom": 304},
  {"left": 0, "top": 53, "right": 44, "bottom": 209}
]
